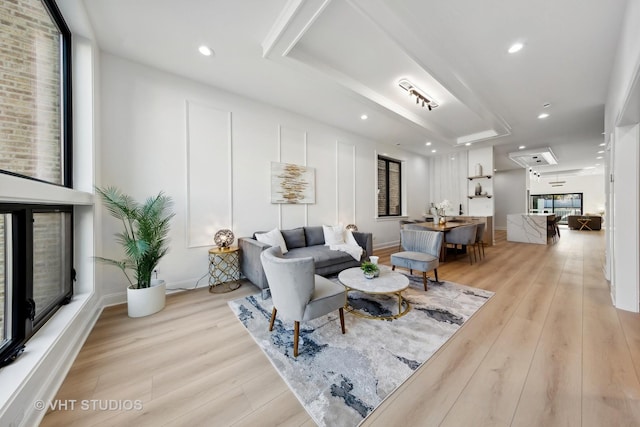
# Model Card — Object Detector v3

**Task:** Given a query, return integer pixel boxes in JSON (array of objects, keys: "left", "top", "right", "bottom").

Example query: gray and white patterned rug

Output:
[{"left": 228, "top": 274, "right": 493, "bottom": 426}]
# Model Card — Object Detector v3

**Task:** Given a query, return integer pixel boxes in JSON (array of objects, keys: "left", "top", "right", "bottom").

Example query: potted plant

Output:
[
  {"left": 95, "top": 186, "right": 175, "bottom": 317},
  {"left": 361, "top": 261, "right": 379, "bottom": 279}
]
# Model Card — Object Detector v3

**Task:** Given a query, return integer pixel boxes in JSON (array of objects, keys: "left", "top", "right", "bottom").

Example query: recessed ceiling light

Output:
[
  {"left": 425, "top": 141, "right": 432, "bottom": 146},
  {"left": 431, "top": 149, "right": 437, "bottom": 153},
  {"left": 518, "top": 145, "right": 526, "bottom": 149},
  {"left": 596, "top": 156, "right": 603, "bottom": 159},
  {"left": 360, "top": 114, "right": 368, "bottom": 120},
  {"left": 599, "top": 143, "right": 606, "bottom": 146},
  {"left": 198, "top": 45, "right": 213, "bottom": 56},
  {"left": 465, "top": 142, "right": 471, "bottom": 146},
  {"left": 508, "top": 42, "right": 524, "bottom": 54},
  {"left": 538, "top": 113, "right": 550, "bottom": 119},
  {"left": 597, "top": 150, "right": 604, "bottom": 154}
]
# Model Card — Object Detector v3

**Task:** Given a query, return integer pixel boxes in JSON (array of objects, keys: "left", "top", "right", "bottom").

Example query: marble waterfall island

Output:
[{"left": 507, "top": 214, "right": 554, "bottom": 244}]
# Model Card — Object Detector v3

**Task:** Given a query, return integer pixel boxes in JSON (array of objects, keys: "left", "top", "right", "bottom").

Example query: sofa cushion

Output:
[
  {"left": 304, "top": 226, "right": 325, "bottom": 246},
  {"left": 284, "top": 246, "right": 355, "bottom": 269},
  {"left": 281, "top": 227, "right": 306, "bottom": 249}
]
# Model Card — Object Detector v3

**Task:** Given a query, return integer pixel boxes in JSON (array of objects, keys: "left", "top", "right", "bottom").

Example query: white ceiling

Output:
[{"left": 74, "top": 0, "right": 628, "bottom": 175}]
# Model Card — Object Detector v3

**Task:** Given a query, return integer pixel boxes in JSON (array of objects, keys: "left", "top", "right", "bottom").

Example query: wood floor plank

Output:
[{"left": 40, "top": 229, "right": 640, "bottom": 427}]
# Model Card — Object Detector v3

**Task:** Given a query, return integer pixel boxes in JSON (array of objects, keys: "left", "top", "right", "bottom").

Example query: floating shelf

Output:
[
  {"left": 467, "top": 175, "right": 492, "bottom": 180},
  {"left": 468, "top": 195, "right": 493, "bottom": 199}
]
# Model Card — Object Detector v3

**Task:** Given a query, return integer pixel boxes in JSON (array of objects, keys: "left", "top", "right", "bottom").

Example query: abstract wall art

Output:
[{"left": 270, "top": 162, "right": 315, "bottom": 204}]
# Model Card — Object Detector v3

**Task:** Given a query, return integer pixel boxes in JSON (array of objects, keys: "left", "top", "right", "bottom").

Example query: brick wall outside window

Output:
[{"left": 0, "top": 0, "right": 62, "bottom": 184}]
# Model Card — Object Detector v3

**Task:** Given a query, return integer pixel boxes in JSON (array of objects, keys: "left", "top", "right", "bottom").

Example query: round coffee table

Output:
[{"left": 338, "top": 266, "right": 410, "bottom": 320}]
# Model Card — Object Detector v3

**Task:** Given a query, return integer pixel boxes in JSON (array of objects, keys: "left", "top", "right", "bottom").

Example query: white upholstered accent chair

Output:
[
  {"left": 260, "top": 246, "right": 346, "bottom": 357},
  {"left": 390, "top": 229, "right": 443, "bottom": 291},
  {"left": 445, "top": 224, "right": 478, "bottom": 264}
]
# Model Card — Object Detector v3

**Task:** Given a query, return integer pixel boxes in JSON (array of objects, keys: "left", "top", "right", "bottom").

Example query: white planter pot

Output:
[{"left": 127, "top": 279, "right": 166, "bottom": 318}]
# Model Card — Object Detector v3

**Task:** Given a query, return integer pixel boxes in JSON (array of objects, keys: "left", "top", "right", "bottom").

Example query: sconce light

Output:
[
  {"left": 214, "top": 229, "right": 234, "bottom": 249},
  {"left": 398, "top": 79, "right": 439, "bottom": 111},
  {"left": 345, "top": 224, "right": 358, "bottom": 232}
]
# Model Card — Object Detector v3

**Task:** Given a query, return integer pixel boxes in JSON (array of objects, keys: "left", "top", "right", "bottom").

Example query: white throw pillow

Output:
[
  {"left": 323, "top": 224, "right": 344, "bottom": 246},
  {"left": 345, "top": 229, "right": 359, "bottom": 246},
  {"left": 255, "top": 228, "right": 288, "bottom": 254}
]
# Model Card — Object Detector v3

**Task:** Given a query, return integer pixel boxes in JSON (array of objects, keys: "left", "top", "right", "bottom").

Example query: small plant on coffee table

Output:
[{"left": 361, "top": 261, "right": 379, "bottom": 279}]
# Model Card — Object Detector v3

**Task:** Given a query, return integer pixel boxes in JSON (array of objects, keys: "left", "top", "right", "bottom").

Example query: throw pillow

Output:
[
  {"left": 304, "top": 226, "right": 325, "bottom": 246},
  {"left": 280, "top": 227, "right": 306, "bottom": 249},
  {"left": 345, "top": 229, "right": 359, "bottom": 246},
  {"left": 255, "top": 228, "right": 288, "bottom": 254},
  {"left": 322, "top": 224, "right": 344, "bottom": 246}
]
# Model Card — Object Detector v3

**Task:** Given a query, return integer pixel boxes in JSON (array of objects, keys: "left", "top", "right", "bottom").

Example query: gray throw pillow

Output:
[
  {"left": 304, "top": 226, "right": 325, "bottom": 246},
  {"left": 281, "top": 227, "right": 306, "bottom": 249}
]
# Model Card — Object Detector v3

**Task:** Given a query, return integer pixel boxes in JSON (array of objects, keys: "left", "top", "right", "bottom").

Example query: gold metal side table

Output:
[{"left": 208, "top": 247, "right": 241, "bottom": 293}]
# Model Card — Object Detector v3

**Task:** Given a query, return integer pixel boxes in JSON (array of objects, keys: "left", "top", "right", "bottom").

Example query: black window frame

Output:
[
  {"left": 377, "top": 156, "right": 402, "bottom": 217},
  {"left": 0, "top": 0, "right": 74, "bottom": 368},
  {"left": 0, "top": 0, "right": 73, "bottom": 188}
]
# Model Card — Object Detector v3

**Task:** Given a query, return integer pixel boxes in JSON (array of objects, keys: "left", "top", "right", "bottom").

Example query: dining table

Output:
[{"left": 409, "top": 221, "right": 474, "bottom": 261}]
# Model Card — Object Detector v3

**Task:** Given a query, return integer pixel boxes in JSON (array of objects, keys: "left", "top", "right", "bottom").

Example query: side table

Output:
[{"left": 208, "top": 247, "right": 242, "bottom": 293}]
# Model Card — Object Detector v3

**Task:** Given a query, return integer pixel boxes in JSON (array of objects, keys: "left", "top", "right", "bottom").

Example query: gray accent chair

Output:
[
  {"left": 445, "top": 224, "right": 478, "bottom": 264},
  {"left": 260, "top": 246, "right": 346, "bottom": 358},
  {"left": 390, "top": 229, "right": 443, "bottom": 291}
]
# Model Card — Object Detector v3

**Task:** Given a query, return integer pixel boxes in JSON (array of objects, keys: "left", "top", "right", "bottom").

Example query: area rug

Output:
[{"left": 227, "top": 274, "right": 493, "bottom": 427}]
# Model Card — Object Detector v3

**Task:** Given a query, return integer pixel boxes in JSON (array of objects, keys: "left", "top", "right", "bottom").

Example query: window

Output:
[
  {"left": 0, "top": 0, "right": 73, "bottom": 367},
  {"left": 378, "top": 156, "right": 402, "bottom": 217},
  {"left": 529, "top": 193, "right": 583, "bottom": 224}
]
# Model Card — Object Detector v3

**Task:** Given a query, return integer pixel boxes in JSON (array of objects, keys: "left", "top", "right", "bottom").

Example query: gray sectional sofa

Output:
[{"left": 239, "top": 226, "right": 373, "bottom": 298}]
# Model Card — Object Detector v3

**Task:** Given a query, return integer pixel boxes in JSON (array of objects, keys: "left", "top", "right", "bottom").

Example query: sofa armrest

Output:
[
  {"left": 352, "top": 231, "right": 373, "bottom": 260},
  {"left": 238, "top": 237, "right": 270, "bottom": 291}
]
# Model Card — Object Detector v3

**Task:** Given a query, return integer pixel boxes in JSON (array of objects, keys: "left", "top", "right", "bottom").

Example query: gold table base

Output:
[
  {"left": 209, "top": 281, "right": 242, "bottom": 294},
  {"left": 344, "top": 288, "right": 411, "bottom": 320}
]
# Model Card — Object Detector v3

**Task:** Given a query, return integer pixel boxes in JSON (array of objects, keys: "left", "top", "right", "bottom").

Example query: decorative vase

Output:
[
  {"left": 127, "top": 279, "right": 166, "bottom": 318},
  {"left": 475, "top": 182, "right": 482, "bottom": 195},
  {"left": 439, "top": 217, "right": 446, "bottom": 225},
  {"left": 364, "top": 271, "right": 375, "bottom": 279},
  {"left": 475, "top": 163, "right": 483, "bottom": 176}
]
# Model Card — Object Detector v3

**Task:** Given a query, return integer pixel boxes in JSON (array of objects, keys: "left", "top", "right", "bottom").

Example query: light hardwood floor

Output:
[{"left": 41, "top": 229, "right": 640, "bottom": 426}]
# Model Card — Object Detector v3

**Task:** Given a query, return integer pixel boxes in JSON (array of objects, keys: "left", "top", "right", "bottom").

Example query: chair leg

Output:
[
  {"left": 410, "top": 269, "right": 413, "bottom": 275},
  {"left": 422, "top": 271, "right": 428, "bottom": 291},
  {"left": 434, "top": 268, "right": 439, "bottom": 283},
  {"left": 269, "top": 307, "right": 277, "bottom": 331},
  {"left": 392, "top": 265, "right": 396, "bottom": 271},
  {"left": 293, "top": 321, "right": 300, "bottom": 357},
  {"left": 339, "top": 307, "right": 345, "bottom": 334}
]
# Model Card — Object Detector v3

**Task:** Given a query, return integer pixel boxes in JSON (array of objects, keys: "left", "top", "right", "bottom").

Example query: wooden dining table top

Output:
[{"left": 411, "top": 221, "right": 474, "bottom": 232}]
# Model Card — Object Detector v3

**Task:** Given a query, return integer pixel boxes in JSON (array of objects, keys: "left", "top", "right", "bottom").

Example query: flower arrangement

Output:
[{"left": 435, "top": 199, "right": 451, "bottom": 217}]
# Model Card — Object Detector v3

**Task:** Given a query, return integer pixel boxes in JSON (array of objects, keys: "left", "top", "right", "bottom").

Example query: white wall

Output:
[
  {"left": 98, "top": 53, "right": 430, "bottom": 301},
  {"left": 494, "top": 169, "right": 527, "bottom": 229},
  {"left": 604, "top": 0, "right": 640, "bottom": 312},
  {"left": 529, "top": 174, "right": 606, "bottom": 215}
]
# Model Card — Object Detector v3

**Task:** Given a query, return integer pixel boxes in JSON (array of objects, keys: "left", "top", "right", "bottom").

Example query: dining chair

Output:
[
  {"left": 444, "top": 224, "right": 477, "bottom": 264},
  {"left": 260, "top": 246, "right": 346, "bottom": 357},
  {"left": 473, "top": 222, "right": 486, "bottom": 260}
]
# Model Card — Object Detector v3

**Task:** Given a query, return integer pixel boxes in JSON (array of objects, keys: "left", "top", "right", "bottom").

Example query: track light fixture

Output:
[{"left": 398, "top": 79, "right": 438, "bottom": 111}]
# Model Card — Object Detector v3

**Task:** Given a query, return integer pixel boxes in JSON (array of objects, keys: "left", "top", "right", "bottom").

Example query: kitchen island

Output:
[{"left": 506, "top": 213, "right": 555, "bottom": 245}]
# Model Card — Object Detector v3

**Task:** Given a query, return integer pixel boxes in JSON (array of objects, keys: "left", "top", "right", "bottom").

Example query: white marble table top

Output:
[{"left": 338, "top": 265, "right": 409, "bottom": 294}]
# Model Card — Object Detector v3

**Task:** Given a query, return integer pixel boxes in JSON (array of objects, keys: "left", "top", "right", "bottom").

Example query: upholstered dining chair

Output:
[
  {"left": 473, "top": 222, "right": 486, "bottom": 260},
  {"left": 391, "top": 229, "right": 443, "bottom": 291},
  {"left": 260, "top": 246, "right": 346, "bottom": 357},
  {"left": 444, "top": 224, "right": 478, "bottom": 264}
]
